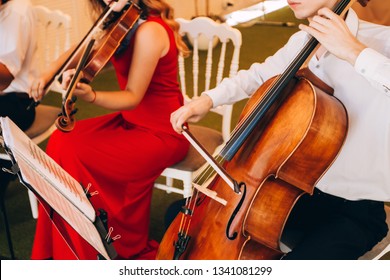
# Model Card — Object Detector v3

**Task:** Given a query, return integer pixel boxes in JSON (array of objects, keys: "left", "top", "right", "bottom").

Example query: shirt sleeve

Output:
[
  {"left": 354, "top": 48, "right": 390, "bottom": 96},
  {"left": 203, "top": 31, "right": 310, "bottom": 108},
  {"left": 203, "top": 63, "right": 266, "bottom": 108},
  {"left": 0, "top": 12, "right": 32, "bottom": 78}
]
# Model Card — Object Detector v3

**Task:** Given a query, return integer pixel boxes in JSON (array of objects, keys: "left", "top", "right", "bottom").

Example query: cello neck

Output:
[
  {"left": 221, "top": 0, "right": 354, "bottom": 161},
  {"left": 283, "top": 0, "right": 355, "bottom": 79}
]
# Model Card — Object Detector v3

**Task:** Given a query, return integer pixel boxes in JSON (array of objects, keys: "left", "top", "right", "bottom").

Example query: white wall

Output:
[
  {"left": 30, "top": 0, "right": 264, "bottom": 44},
  {"left": 31, "top": 0, "right": 92, "bottom": 44},
  {"left": 167, "top": 0, "right": 263, "bottom": 19}
]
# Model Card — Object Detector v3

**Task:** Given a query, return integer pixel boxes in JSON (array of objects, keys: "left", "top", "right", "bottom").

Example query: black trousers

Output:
[
  {"left": 282, "top": 188, "right": 388, "bottom": 260},
  {"left": 0, "top": 92, "right": 35, "bottom": 131},
  {"left": 165, "top": 188, "right": 388, "bottom": 260},
  {"left": 0, "top": 92, "right": 35, "bottom": 190}
]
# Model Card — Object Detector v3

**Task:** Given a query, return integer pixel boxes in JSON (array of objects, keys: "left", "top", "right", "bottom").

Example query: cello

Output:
[{"left": 157, "top": 0, "right": 354, "bottom": 260}]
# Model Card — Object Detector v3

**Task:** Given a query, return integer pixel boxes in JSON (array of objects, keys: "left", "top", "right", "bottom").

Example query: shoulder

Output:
[
  {"left": 3, "top": 0, "right": 33, "bottom": 17},
  {"left": 137, "top": 18, "right": 167, "bottom": 36},
  {"left": 279, "top": 30, "right": 309, "bottom": 57},
  {"left": 357, "top": 20, "right": 390, "bottom": 56},
  {"left": 135, "top": 18, "right": 169, "bottom": 45},
  {"left": 1, "top": 0, "right": 35, "bottom": 27},
  {"left": 1, "top": 0, "right": 35, "bottom": 32}
]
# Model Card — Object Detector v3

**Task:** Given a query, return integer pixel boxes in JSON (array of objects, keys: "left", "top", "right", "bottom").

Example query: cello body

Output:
[{"left": 157, "top": 74, "right": 348, "bottom": 260}]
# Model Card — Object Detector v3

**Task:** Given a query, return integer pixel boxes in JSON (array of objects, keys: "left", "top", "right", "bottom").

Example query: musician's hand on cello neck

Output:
[
  {"left": 299, "top": 7, "right": 367, "bottom": 66},
  {"left": 170, "top": 94, "right": 213, "bottom": 134},
  {"left": 170, "top": 0, "right": 370, "bottom": 135}
]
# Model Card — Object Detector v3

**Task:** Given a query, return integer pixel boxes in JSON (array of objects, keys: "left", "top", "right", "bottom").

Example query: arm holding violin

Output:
[
  {"left": 29, "top": 45, "right": 77, "bottom": 102},
  {"left": 0, "top": 63, "right": 13, "bottom": 91},
  {"left": 61, "top": 21, "right": 169, "bottom": 111}
]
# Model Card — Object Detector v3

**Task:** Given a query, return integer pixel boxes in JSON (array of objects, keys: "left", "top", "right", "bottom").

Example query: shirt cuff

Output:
[
  {"left": 354, "top": 48, "right": 385, "bottom": 79},
  {"left": 202, "top": 88, "right": 223, "bottom": 108}
]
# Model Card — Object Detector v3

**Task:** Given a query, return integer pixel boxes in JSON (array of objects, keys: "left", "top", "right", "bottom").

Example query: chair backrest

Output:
[
  {"left": 0, "top": 6, "right": 72, "bottom": 218},
  {"left": 176, "top": 17, "right": 242, "bottom": 142},
  {"left": 33, "top": 5, "right": 72, "bottom": 73}
]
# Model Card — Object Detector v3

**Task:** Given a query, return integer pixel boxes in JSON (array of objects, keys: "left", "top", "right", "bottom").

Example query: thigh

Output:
[
  {"left": 0, "top": 93, "right": 35, "bottom": 131},
  {"left": 283, "top": 215, "right": 369, "bottom": 260},
  {"left": 282, "top": 192, "right": 388, "bottom": 260}
]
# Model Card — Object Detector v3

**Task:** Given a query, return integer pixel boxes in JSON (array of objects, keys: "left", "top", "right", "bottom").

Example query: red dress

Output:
[{"left": 31, "top": 16, "right": 189, "bottom": 260}]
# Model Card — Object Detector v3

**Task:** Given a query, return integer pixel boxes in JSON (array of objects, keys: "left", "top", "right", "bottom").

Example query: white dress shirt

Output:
[
  {"left": 0, "top": 0, "right": 38, "bottom": 94},
  {"left": 204, "top": 9, "right": 390, "bottom": 202}
]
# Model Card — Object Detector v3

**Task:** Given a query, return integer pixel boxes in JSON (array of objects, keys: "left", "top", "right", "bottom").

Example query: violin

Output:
[
  {"left": 157, "top": 0, "right": 355, "bottom": 260},
  {"left": 30, "top": 1, "right": 141, "bottom": 132},
  {"left": 55, "top": 39, "right": 95, "bottom": 132}
]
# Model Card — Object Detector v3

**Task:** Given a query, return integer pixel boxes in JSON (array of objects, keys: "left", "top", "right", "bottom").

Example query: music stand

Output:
[{"left": 0, "top": 117, "right": 116, "bottom": 260}]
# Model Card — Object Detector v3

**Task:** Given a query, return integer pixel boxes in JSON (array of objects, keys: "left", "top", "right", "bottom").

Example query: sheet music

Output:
[{"left": 0, "top": 117, "right": 114, "bottom": 260}]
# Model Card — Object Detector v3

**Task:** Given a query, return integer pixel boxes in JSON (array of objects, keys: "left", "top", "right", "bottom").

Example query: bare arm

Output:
[
  {"left": 0, "top": 62, "right": 14, "bottom": 91},
  {"left": 29, "top": 45, "right": 78, "bottom": 101},
  {"left": 61, "top": 21, "right": 170, "bottom": 110}
]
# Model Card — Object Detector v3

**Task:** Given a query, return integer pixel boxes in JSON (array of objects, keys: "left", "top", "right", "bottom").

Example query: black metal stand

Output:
[
  {"left": 0, "top": 193, "right": 16, "bottom": 259},
  {"left": 0, "top": 119, "right": 117, "bottom": 260},
  {"left": 0, "top": 161, "right": 17, "bottom": 260}
]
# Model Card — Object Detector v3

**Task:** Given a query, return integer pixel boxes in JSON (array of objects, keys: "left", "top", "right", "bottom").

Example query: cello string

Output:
[
  {"left": 181, "top": 0, "right": 352, "bottom": 213},
  {"left": 219, "top": 0, "right": 351, "bottom": 159},
  {"left": 179, "top": 188, "right": 200, "bottom": 238},
  {"left": 174, "top": 0, "right": 352, "bottom": 253}
]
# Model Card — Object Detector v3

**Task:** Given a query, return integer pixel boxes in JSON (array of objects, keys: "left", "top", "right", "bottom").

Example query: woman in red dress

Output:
[{"left": 29, "top": 0, "right": 189, "bottom": 260}]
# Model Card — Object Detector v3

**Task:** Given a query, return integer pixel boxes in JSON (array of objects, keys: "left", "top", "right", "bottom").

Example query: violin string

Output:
[{"left": 54, "top": 4, "right": 115, "bottom": 86}]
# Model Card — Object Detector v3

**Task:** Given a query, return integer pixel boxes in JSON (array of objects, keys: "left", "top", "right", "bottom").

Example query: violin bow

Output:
[{"left": 55, "top": 39, "right": 95, "bottom": 132}]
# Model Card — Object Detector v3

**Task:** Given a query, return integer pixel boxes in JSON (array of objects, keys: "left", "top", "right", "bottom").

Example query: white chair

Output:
[
  {"left": 154, "top": 17, "right": 242, "bottom": 198},
  {"left": 0, "top": 6, "right": 72, "bottom": 219},
  {"left": 34, "top": 5, "right": 71, "bottom": 96}
]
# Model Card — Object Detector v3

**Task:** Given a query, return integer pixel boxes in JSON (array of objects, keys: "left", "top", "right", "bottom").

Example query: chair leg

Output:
[
  {"left": 0, "top": 197, "right": 16, "bottom": 259},
  {"left": 373, "top": 244, "right": 390, "bottom": 260},
  {"left": 166, "top": 177, "right": 174, "bottom": 187},
  {"left": 27, "top": 190, "right": 38, "bottom": 219},
  {"left": 0, "top": 162, "right": 16, "bottom": 259},
  {"left": 183, "top": 181, "right": 193, "bottom": 198}
]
